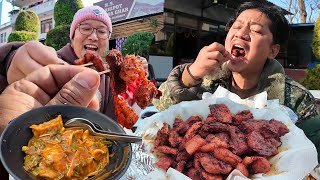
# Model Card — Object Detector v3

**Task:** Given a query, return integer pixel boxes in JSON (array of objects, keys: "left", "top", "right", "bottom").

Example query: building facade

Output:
[{"left": 0, "top": 0, "right": 56, "bottom": 45}]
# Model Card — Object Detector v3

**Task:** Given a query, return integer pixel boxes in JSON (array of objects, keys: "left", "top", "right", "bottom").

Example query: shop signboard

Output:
[{"left": 94, "top": 0, "right": 164, "bottom": 23}]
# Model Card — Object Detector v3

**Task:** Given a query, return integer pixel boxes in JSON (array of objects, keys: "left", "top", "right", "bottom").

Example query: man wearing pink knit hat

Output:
[
  {"left": 69, "top": 5, "right": 112, "bottom": 40},
  {"left": 1, "top": 5, "right": 119, "bottom": 121},
  {"left": 66, "top": 5, "right": 113, "bottom": 60},
  {"left": 56, "top": 5, "right": 117, "bottom": 119},
  {"left": 0, "top": 5, "right": 150, "bottom": 130}
]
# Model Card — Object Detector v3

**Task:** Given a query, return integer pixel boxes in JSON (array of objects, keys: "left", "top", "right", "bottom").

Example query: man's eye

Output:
[
  {"left": 81, "top": 26, "right": 92, "bottom": 31},
  {"left": 250, "top": 29, "right": 261, "bottom": 33},
  {"left": 98, "top": 29, "right": 108, "bottom": 34}
]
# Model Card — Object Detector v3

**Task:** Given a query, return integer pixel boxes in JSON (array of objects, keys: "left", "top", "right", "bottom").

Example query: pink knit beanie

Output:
[{"left": 70, "top": 6, "right": 112, "bottom": 40}]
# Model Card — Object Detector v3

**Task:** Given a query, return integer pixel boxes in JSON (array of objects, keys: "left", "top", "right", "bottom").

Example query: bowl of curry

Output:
[{"left": 0, "top": 105, "right": 132, "bottom": 180}]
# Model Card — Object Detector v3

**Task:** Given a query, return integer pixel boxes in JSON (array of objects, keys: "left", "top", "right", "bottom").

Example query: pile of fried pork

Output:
[{"left": 153, "top": 104, "right": 289, "bottom": 180}]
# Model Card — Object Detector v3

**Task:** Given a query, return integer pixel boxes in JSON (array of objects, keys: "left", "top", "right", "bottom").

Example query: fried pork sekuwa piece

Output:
[
  {"left": 200, "top": 171, "right": 223, "bottom": 180},
  {"left": 212, "top": 148, "right": 242, "bottom": 167},
  {"left": 134, "top": 78, "right": 159, "bottom": 109},
  {"left": 155, "top": 156, "right": 174, "bottom": 171},
  {"left": 154, "top": 123, "right": 170, "bottom": 147},
  {"left": 246, "top": 131, "right": 277, "bottom": 157},
  {"left": 239, "top": 119, "right": 289, "bottom": 138},
  {"left": 113, "top": 95, "right": 138, "bottom": 129},
  {"left": 232, "top": 110, "right": 253, "bottom": 125},
  {"left": 75, "top": 53, "right": 106, "bottom": 72},
  {"left": 105, "top": 49, "right": 126, "bottom": 95},
  {"left": 243, "top": 156, "right": 271, "bottom": 174},
  {"left": 200, "top": 136, "right": 229, "bottom": 152},
  {"left": 105, "top": 49, "right": 162, "bottom": 128},
  {"left": 119, "top": 54, "right": 145, "bottom": 85},
  {"left": 186, "top": 168, "right": 201, "bottom": 180},
  {"left": 184, "top": 135, "right": 207, "bottom": 155},
  {"left": 199, "top": 154, "right": 233, "bottom": 174},
  {"left": 235, "top": 163, "right": 249, "bottom": 177},
  {"left": 207, "top": 104, "right": 232, "bottom": 123}
]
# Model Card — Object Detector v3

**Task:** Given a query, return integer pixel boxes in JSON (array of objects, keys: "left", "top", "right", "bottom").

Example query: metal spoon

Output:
[{"left": 64, "top": 118, "right": 142, "bottom": 143}]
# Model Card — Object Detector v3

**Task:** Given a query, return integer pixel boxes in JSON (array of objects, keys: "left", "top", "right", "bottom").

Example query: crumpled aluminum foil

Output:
[{"left": 120, "top": 142, "right": 157, "bottom": 180}]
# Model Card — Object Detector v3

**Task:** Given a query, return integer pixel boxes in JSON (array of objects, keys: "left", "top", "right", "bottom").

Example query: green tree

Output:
[
  {"left": 15, "top": 10, "right": 40, "bottom": 32},
  {"left": 45, "top": 25, "right": 71, "bottom": 50},
  {"left": 8, "top": 31, "right": 38, "bottom": 42},
  {"left": 8, "top": 10, "right": 39, "bottom": 42},
  {"left": 121, "top": 32, "right": 154, "bottom": 58},
  {"left": 312, "top": 15, "right": 320, "bottom": 60},
  {"left": 54, "top": 0, "right": 84, "bottom": 26},
  {"left": 302, "top": 64, "right": 320, "bottom": 89},
  {"left": 46, "top": 0, "right": 83, "bottom": 50}
]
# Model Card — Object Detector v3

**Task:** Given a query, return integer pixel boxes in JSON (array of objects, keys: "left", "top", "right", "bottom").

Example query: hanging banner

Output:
[{"left": 94, "top": 0, "right": 164, "bottom": 23}]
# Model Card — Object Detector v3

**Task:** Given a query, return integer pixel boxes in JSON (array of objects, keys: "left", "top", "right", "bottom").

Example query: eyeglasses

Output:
[{"left": 78, "top": 24, "right": 111, "bottom": 39}]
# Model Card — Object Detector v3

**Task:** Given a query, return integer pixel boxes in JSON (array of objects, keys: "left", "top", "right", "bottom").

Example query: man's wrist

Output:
[
  {"left": 181, "top": 64, "right": 202, "bottom": 87},
  {"left": 187, "top": 64, "right": 202, "bottom": 81}
]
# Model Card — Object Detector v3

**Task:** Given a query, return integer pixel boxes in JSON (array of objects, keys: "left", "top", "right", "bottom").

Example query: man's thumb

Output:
[{"left": 47, "top": 70, "right": 100, "bottom": 108}]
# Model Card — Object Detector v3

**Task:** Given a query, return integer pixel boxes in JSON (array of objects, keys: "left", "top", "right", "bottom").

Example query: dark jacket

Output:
[{"left": 0, "top": 42, "right": 116, "bottom": 120}]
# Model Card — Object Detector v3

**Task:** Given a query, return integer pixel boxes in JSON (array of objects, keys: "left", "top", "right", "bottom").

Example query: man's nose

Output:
[
  {"left": 235, "top": 27, "right": 250, "bottom": 41},
  {"left": 88, "top": 29, "right": 99, "bottom": 40}
]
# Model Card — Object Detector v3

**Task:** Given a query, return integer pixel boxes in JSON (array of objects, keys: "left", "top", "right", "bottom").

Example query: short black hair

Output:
[{"left": 227, "top": 1, "right": 290, "bottom": 47}]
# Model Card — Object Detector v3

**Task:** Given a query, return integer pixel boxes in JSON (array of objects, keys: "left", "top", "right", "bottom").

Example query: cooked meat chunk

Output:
[
  {"left": 207, "top": 104, "right": 232, "bottom": 123},
  {"left": 199, "top": 155, "right": 233, "bottom": 174},
  {"left": 212, "top": 148, "right": 242, "bottom": 167},
  {"left": 155, "top": 156, "right": 174, "bottom": 170},
  {"left": 235, "top": 163, "right": 249, "bottom": 177},
  {"left": 154, "top": 123, "right": 170, "bottom": 147},
  {"left": 185, "top": 135, "right": 207, "bottom": 155},
  {"left": 246, "top": 131, "right": 277, "bottom": 156},
  {"left": 156, "top": 145, "right": 178, "bottom": 156},
  {"left": 200, "top": 171, "right": 223, "bottom": 180},
  {"left": 168, "top": 130, "right": 182, "bottom": 147},
  {"left": 186, "top": 168, "right": 201, "bottom": 180},
  {"left": 229, "top": 126, "right": 250, "bottom": 155},
  {"left": 232, "top": 110, "right": 253, "bottom": 125},
  {"left": 243, "top": 156, "right": 271, "bottom": 174}
]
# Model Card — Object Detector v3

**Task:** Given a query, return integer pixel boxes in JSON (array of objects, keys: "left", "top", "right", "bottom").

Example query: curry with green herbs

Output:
[{"left": 22, "top": 115, "right": 112, "bottom": 179}]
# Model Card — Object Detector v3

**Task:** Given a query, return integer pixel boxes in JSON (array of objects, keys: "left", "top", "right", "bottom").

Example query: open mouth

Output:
[
  {"left": 231, "top": 44, "right": 246, "bottom": 61},
  {"left": 84, "top": 45, "right": 98, "bottom": 51}
]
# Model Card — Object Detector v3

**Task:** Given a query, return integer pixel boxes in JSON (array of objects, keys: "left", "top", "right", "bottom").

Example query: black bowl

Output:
[{"left": 0, "top": 105, "right": 132, "bottom": 180}]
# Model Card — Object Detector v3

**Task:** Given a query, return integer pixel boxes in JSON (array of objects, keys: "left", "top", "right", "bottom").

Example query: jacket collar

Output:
[
  {"left": 203, "top": 59, "right": 285, "bottom": 103},
  {"left": 57, "top": 43, "right": 78, "bottom": 64}
]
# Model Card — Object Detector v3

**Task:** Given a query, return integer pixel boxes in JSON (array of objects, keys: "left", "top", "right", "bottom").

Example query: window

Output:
[
  {"left": 41, "top": 19, "right": 53, "bottom": 33},
  {"left": 0, "top": 34, "right": 3, "bottom": 43},
  {"left": 4, "top": 32, "right": 6, "bottom": 42}
]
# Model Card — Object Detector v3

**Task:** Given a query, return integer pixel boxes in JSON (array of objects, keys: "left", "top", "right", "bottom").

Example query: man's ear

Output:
[{"left": 268, "top": 44, "right": 280, "bottom": 59}]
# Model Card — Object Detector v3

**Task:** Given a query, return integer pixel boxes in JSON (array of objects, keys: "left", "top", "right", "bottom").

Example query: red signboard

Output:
[{"left": 94, "top": 0, "right": 164, "bottom": 23}]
